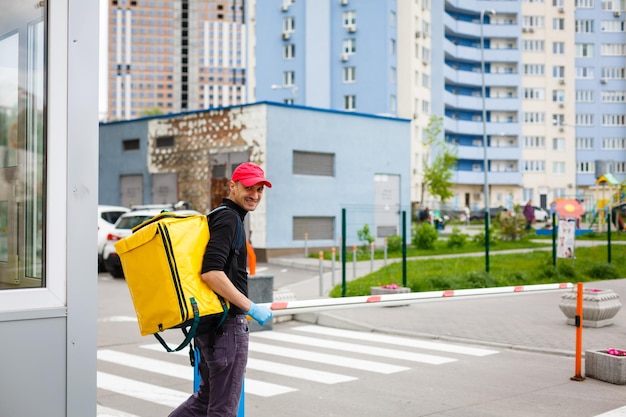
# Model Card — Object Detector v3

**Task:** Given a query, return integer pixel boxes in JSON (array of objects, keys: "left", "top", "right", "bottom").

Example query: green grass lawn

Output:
[{"left": 328, "top": 245, "right": 626, "bottom": 298}]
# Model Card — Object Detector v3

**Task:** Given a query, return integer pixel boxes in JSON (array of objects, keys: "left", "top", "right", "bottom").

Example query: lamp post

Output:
[
  {"left": 271, "top": 84, "right": 298, "bottom": 105},
  {"left": 480, "top": 9, "right": 495, "bottom": 273}
]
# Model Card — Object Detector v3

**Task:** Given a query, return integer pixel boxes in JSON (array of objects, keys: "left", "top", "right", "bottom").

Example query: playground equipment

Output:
[{"left": 588, "top": 173, "right": 625, "bottom": 232}]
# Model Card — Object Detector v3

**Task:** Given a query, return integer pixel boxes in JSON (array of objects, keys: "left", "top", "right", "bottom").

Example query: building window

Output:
[
  {"left": 523, "top": 136, "right": 546, "bottom": 148},
  {"left": 576, "top": 19, "right": 595, "bottom": 33},
  {"left": 601, "top": 43, "right": 626, "bottom": 56},
  {"left": 602, "top": 137, "right": 626, "bottom": 149},
  {"left": 552, "top": 42, "right": 565, "bottom": 54},
  {"left": 343, "top": 66, "right": 356, "bottom": 83},
  {"left": 601, "top": 20, "right": 625, "bottom": 32},
  {"left": 156, "top": 135, "right": 175, "bottom": 147},
  {"left": 123, "top": 138, "right": 140, "bottom": 151},
  {"left": 523, "top": 15, "right": 545, "bottom": 28},
  {"left": 575, "top": 43, "right": 594, "bottom": 57},
  {"left": 283, "top": 70, "right": 295, "bottom": 86},
  {"left": 283, "top": 44, "right": 295, "bottom": 59},
  {"left": 552, "top": 65, "right": 565, "bottom": 78},
  {"left": 342, "top": 10, "right": 356, "bottom": 26},
  {"left": 524, "top": 160, "right": 546, "bottom": 172},
  {"left": 575, "top": 0, "right": 594, "bottom": 8},
  {"left": 343, "top": 39, "right": 356, "bottom": 54},
  {"left": 283, "top": 16, "right": 295, "bottom": 32},
  {"left": 523, "top": 40, "right": 545, "bottom": 52},
  {"left": 575, "top": 66, "right": 594, "bottom": 79},
  {"left": 523, "top": 112, "right": 546, "bottom": 124},
  {"left": 553, "top": 162, "right": 566, "bottom": 174},
  {"left": 292, "top": 217, "right": 334, "bottom": 240},
  {"left": 577, "top": 161, "right": 595, "bottom": 174},
  {"left": 524, "top": 88, "right": 545, "bottom": 100},
  {"left": 602, "top": 91, "right": 626, "bottom": 102},
  {"left": 553, "top": 137, "right": 565, "bottom": 150},
  {"left": 552, "top": 89, "right": 565, "bottom": 102},
  {"left": 344, "top": 94, "right": 356, "bottom": 110},
  {"left": 293, "top": 150, "right": 335, "bottom": 176},
  {"left": 576, "top": 137, "right": 594, "bottom": 149},
  {"left": 552, "top": 18, "right": 565, "bottom": 30},
  {"left": 575, "top": 114, "right": 594, "bottom": 126},
  {"left": 576, "top": 90, "right": 594, "bottom": 102},
  {"left": 602, "top": 114, "right": 626, "bottom": 126},
  {"left": 524, "top": 64, "right": 545, "bottom": 75}
]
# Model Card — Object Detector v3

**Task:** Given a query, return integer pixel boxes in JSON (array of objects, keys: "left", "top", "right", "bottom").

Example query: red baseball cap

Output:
[{"left": 231, "top": 162, "right": 272, "bottom": 188}]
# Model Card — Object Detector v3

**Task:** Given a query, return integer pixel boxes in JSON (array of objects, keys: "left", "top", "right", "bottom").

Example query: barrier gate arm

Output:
[{"left": 260, "top": 282, "right": 574, "bottom": 316}]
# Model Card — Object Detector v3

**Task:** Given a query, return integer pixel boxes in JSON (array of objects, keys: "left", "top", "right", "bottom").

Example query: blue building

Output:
[
  {"left": 251, "top": 0, "right": 625, "bottom": 213},
  {"left": 574, "top": 4, "right": 626, "bottom": 190},
  {"left": 99, "top": 102, "right": 411, "bottom": 259}
]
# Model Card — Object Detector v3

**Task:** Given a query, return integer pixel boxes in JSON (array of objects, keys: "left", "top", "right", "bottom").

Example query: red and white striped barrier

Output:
[{"left": 262, "top": 282, "right": 573, "bottom": 316}]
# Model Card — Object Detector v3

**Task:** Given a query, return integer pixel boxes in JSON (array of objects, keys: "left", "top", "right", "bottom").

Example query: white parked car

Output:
[
  {"left": 533, "top": 206, "right": 549, "bottom": 222},
  {"left": 98, "top": 205, "right": 130, "bottom": 271},
  {"left": 102, "top": 208, "right": 201, "bottom": 278}
]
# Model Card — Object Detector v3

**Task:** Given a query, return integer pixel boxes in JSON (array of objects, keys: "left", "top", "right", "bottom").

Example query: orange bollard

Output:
[
  {"left": 571, "top": 282, "right": 585, "bottom": 381},
  {"left": 246, "top": 240, "right": 256, "bottom": 276}
]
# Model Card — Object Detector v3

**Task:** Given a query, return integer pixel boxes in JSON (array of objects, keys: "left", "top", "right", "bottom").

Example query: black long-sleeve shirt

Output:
[{"left": 201, "top": 198, "right": 247, "bottom": 316}]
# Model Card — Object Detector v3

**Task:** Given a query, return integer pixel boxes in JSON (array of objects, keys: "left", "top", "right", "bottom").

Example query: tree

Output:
[
  {"left": 140, "top": 106, "right": 164, "bottom": 117},
  {"left": 420, "top": 115, "right": 458, "bottom": 206}
]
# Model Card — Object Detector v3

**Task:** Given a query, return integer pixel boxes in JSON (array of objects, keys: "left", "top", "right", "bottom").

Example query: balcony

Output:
[
  {"left": 443, "top": 65, "right": 519, "bottom": 88},
  {"left": 453, "top": 170, "right": 522, "bottom": 186},
  {"left": 444, "top": 90, "right": 520, "bottom": 111},
  {"left": 444, "top": 13, "right": 519, "bottom": 39},
  {"left": 444, "top": 38, "right": 520, "bottom": 64},
  {"left": 444, "top": 116, "right": 521, "bottom": 136}
]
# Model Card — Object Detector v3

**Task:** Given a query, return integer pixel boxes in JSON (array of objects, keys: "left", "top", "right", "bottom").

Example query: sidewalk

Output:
[{"left": 268, "top": 243, "right": 626, "bottom": 358}]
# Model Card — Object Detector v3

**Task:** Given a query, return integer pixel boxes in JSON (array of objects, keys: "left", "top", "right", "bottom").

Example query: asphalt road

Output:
[{"left": 97, "top": 268, "right": 626, "bottom": 417}]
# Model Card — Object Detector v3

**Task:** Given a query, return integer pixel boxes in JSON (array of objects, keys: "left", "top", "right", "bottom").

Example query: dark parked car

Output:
[{"left": 469, "top": 207, "right": 509, "bottom": 221}]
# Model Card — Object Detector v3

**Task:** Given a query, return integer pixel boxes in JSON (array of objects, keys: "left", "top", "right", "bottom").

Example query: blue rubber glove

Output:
[{"left": 246, "top": 302, "right": 273, "bottom": 325}]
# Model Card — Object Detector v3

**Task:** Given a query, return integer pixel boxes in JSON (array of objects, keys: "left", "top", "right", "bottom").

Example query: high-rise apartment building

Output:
[
  {"left": 104, "top": 1, "right": 625, "bottom": 209},
  {"left": 251, "top": 0, "right": 625, "bottom": 210},
  {"left": 574, "top": 0, "right": 626, "bottom": 190},
  {"left": 105, "top": 0, "right": 248, "bottom": 121}
]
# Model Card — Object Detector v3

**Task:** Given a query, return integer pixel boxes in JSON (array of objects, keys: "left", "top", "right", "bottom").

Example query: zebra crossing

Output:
[{"left": 97, "top": 324, "right": 499, "bottom": 416}]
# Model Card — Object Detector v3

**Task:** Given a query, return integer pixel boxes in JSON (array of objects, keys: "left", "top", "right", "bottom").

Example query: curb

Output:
[{"left": 295, "top": 311, "right": 578, "bottom": 358}]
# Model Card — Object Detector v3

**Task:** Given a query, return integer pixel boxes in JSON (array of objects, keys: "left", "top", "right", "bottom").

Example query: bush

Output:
[
  {"left": 585, "top": 263, "right": 619, "bottom": 280},
  {"left": 495, "top": 210, "right": 527, "bottom": 241},
  {"left": 557, "top": 261, "right": 578, "bottom": 280},
  {"left": 446, "top": 227, "right": 468, "bottom": 248},
  {"left": 386, "top": 235, "right": 402, "bottom": 252},
  {"left": 465, "top": 271, "right": 497, "bottom": 288},
  {"left": 471, "top": 226, "right": 498, "bottom": 246},
  {"left": 357, "top": 224, "right": 375, "bottom": 249},
  {"left": 412, "top": 222, "right": 438, "bottom": 249}
]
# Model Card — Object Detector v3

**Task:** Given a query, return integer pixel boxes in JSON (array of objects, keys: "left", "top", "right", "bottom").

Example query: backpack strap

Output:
[{"left": 153, "top": 297, "right": 200, "bottom": 352}]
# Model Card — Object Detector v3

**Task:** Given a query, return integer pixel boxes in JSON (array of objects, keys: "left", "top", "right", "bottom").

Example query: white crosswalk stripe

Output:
[
  {"left": 251, "top": 329, "right": 457, "bottom": 364},
  {"left": 293, "top": 325, "right": 499, "bottom": 356},
  {"left": 97, "top": 324, "right": 499, "bottom": 416},
  {"left": 98, "top": 371, "right": 188, "bottom": 408}
]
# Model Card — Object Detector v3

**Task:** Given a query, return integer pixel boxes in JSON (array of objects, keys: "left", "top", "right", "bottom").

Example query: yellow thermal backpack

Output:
[{"left": 114, "top": 207, "right": 241, "bottom": 352}]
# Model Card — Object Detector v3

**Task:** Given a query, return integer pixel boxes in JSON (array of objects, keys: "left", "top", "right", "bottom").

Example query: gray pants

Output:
[{"left": 169, "top": 315, "right": 249, "bottom": 417}]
